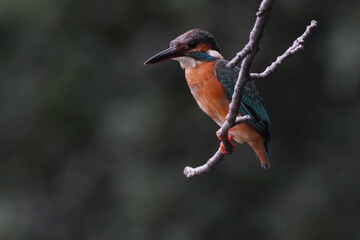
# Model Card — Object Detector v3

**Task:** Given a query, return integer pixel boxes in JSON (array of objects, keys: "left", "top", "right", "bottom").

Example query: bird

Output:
[{"left": 144, "top": 29, "right": 271, "bottom": 169}]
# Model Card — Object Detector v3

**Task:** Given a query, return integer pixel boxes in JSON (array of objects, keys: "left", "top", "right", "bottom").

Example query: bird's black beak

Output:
[{"left": 144, "top": 45, "right": 186, "bottom": 65}]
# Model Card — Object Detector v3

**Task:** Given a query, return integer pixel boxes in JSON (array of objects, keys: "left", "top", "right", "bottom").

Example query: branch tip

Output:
[
  {"left": 183, "top": 149, "right": 224, "bottom": 178},
  {"left": 311, "top": 20, "right": 318, "bottom": 27},
  {"left": 250, "top": 19, "right": 318, "bottom": 80}
]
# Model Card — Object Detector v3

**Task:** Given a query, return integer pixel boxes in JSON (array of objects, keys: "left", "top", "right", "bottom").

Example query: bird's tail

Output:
[{"left": 249, "top": 140, "right": 271, "bottom": 169}]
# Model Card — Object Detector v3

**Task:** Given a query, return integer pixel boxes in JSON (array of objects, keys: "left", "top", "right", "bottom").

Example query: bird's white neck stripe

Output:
[{"left": 208, "top": 50, "right": 223, "bottom": 59}]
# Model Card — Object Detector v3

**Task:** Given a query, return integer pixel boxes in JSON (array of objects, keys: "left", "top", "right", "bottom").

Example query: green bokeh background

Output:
[{"left": 0, "top": 0, "right": 359, "bottom": 239}]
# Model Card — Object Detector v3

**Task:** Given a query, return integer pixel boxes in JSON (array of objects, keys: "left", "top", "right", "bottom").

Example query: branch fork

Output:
[{"left": 184, "top": 0, "right": 317, "bottom": 178}]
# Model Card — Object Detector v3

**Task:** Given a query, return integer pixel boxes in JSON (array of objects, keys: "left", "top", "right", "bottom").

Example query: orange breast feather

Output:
[
  {"left": 185, "top": 62, "right": 229, "bottom": 126},
  {"left": 184, "top": 61, "right": 261, "bottom": 143}
]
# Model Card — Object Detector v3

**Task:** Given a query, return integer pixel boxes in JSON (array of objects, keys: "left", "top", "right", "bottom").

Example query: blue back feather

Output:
[{"left": 214, "top": 60, "right": 271, "bottom": 142}]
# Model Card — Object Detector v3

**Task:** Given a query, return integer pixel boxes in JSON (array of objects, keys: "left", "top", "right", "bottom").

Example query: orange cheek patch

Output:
[{"left": 190, "top": 43, "right": 212, "bottom": 52}]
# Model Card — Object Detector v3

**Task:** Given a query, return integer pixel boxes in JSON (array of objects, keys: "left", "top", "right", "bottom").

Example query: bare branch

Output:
[
  {"left": 183, "top": 116, "right": 250, "bottom": 179},
  {"left": 184, "top": 0, "right": 275, "bottom": 178},
  {"left": 218, "top": 0, "right": 274, "bottom": 140},
  {"left": 184, "top": 149, "right": 224, "bottom": 178},
  {"left": 183, "top": 1, "right": 317, "bottom": 178},
  {"left": 226, "top": 0, "right": 275, "bottom": 68},
  {"left": 226, "top": 43, "right": 254, "bottom": 69},
  {"left": 250, "top": 20, "right": 318, "bottom": 80}
]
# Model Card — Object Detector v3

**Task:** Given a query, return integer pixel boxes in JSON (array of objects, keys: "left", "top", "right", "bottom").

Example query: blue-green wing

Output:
[{"left": 214, "top": 60, "right": 271, "bottom": 142}]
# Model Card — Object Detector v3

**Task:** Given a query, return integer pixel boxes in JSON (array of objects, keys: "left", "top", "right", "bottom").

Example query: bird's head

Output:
[{"left": 144, "top": 29, "right": 223, "bottom": 68}]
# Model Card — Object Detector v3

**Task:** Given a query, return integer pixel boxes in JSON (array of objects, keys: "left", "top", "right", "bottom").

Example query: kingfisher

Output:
[{"left": 144, "top": 29, "right": 271, "bottom": 169}]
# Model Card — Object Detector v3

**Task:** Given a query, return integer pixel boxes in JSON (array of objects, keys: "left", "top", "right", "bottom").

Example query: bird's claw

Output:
[
  {"left": 216, "top": 130, "right": 234, "bottom": 155},
  {"left": 216, "top": 130, "right": 224, "bottom": 141},
  {"left": 219, "top": 141, "right": 234, "bottom": 155}
]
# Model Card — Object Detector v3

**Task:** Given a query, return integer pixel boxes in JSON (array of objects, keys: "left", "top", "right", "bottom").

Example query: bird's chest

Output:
[{"left": 184, "top": 62, "right": 230, "bottom": 125}]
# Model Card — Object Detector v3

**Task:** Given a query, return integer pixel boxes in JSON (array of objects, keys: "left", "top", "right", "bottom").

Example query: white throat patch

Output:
[
  {"left": 172, "top": 50, "right": 223, "bottom": 69},
  {"left": 172, "top": 56, "right": 198, "bottom": 69}
]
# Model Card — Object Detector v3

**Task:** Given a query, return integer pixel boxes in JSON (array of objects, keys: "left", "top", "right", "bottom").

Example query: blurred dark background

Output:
[{"left": 0, "top": 0, "right": 359, "bottom": 239}]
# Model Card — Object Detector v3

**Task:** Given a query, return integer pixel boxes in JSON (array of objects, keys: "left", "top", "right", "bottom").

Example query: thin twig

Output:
[
  {"left": 226, "top": 0, "right": 275, "bottom": 69},
  {"left": 250, "top": 20, "right": 318, "bottom": 80},
  {"left": 226, "top": 43, "right": 253, "bottom": 69}
]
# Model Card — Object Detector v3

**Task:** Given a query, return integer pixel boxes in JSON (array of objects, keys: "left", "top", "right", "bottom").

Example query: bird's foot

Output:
[
  {"left": 216, "top": 130, "right": 234, "bottom": 155},
  {"left": 219, "top": 141, "right": 234, "bottom": 155}
]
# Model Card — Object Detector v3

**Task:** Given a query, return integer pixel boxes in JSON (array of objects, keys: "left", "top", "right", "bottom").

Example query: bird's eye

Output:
[{"left": 188, "top": 42, "right": 198, "bottom": 49}]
